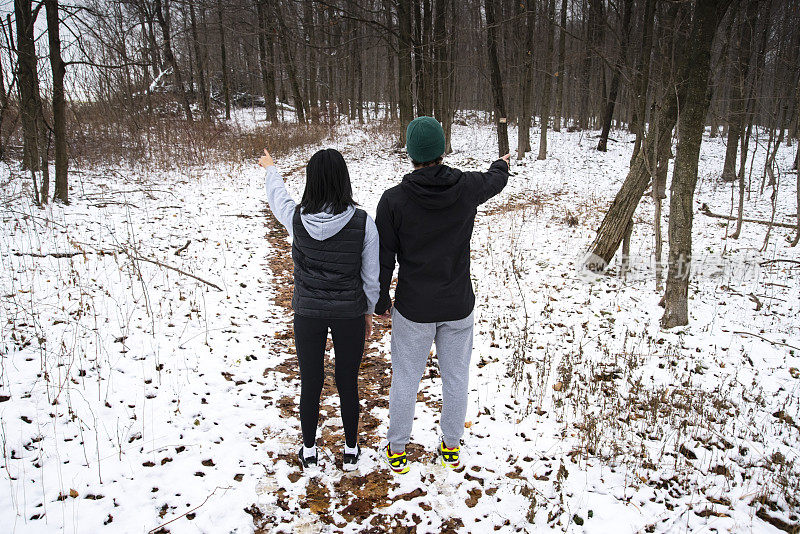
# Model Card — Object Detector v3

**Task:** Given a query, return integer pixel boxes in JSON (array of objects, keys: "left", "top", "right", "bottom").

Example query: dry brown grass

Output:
[
  {"left": 66, "top": 102, "right": 330, "bottom": 170},
  {"left": 1, "top": 97, "right": 330, "bottom": 171}
]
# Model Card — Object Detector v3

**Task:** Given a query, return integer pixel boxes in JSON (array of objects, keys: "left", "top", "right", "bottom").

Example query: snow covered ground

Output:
[{"left": 1, "top": 116, "right": 798, "bottom": 533}]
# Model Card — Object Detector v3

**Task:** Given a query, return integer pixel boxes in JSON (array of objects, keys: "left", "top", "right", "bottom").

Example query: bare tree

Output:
[
  {"left": 398, "top": 0, "right": 414, "bottom": 145},
  {"left": 256, "top": 0, "right": 277, "bottom": 122},
  {"left": 630, "top": 0, "right": 656, "bottom": 163},
  {"left": 46, "top": 0, "right": 68, "bottom": 204},
  {"left": 154, "top": 0, "right": 193, "bottom": 121},
  {"left": 537, "top": 0, "right": 556, "bottom": 160},
  {"left": 553, "top": 0, "right": 567, "bottom": 132},
  {"left": 484, "top": 0, "right": 508, "bottom": 156},
  {"left": 14, "top": 0, "right": 49, "bottom": 204},
  {"left": 189, "top": 0, "right": 211, "bottom": 120},
  {"left": 597, "top": 0, "right": 633, "bottom": 152},
  {"left": 662, "top": 0, "right": 734, "bottom": 329},
  {"left": 720, "top": 0, "right": 758, "bottom": 182},
  {"left": 516, "top": 3, "right": 534, "bottom": 158}
]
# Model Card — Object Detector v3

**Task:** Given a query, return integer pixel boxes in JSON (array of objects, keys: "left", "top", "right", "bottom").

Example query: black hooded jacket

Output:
[{"left": 375, "top": 159, "right": 509, "bottom": 322}]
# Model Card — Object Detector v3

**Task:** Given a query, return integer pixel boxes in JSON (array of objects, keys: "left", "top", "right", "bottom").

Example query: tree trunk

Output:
[
  {"left": 143, "top": 6, "right": 161, "bottom": 81},
  {"left": 189, "top": 1, "right": 210, "bottom": 120},
  {"left": 46, "top": 0, "right": 67, "bottom": 204},
  {"left": 597, "top": 0, "right": 633, "bottom": 152},
  {"left": 256, "top": 0, "right": 277, "bottom": 122},
  {"left": 397, "top": 0, "right": 414, "bottom": 145},
  {"left": 14, "top": 0, "right": 49, "bottom": 204},
  {"left": 720, "top": 0, "right": 758, "bottom": 182},
  {"left": 537, "top": 0, "right": 556, "bottom": 160},
  {"left": 304, "top": 1, "right": 318, "bottom": 120},
  {"left": 154, "top": 0, "right": 193, "bottom": 122},
  {"left": 793, "top": 163, "right": 800, "bottom": 246},
  {"left": 274, "top": 2, "right": 305, "bottom": 123},
  {"left": 553, "top": 0, "right": 567, "bottom": 132},
  {"left": 630, "top": 0, "right": 656, "bottom": 163},
  {"left": 14, "top": 0, "right": 41, "bottom": 174},
  {"left": 351, "top": 8, "right": 363, "bottom": 124},
  {"left": 215, "top": 0, "right": 230, "bottom": 119},
  {"left": 585, "top": 1, "right": 692, "bottom": 269},
  {"left": 420, "top": 0, "right": 433, "bottom": 116},
  {"left": 584, "top": 102, "right": 677, "bottom": 271},
  {"left": 484, "top": 0, "right": 508, "bottom": 156},
  {"left": 517, "top": 5, "right": 534, "bottom": 158},
  {"left": 434, "top": 0, "right": 454, "bottom": 153},
  {"left": 662, "top": 0, "right": 733, "bottom": 329},
  {"left": 732, "top": 95, "right": 756, "bottom": 239},
  {"left": 586, "top": 0, "right": 605, "bottom": 130}
]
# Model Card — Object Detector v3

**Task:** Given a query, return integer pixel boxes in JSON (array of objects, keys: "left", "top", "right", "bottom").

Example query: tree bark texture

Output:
[
  {"left": 720, "top": 0, "right": 758, "bottom": 182},
  {"left": 538, "top": 0, "right": 556, "bottom": 160},
  {"left": 46, "top": 0, "right": 68, "bottom": 204},
  {"left": 597, "top": 0, "right": 633, "bottom": 152},
  {"left": 484, "top": 0, "right": 508, "bottom": 156},
  {"left": 661, "top": 0, "right": 733, "bottom": 329},
  {"left": 397, "top": 0, "right": 414, "bottom": 145}
]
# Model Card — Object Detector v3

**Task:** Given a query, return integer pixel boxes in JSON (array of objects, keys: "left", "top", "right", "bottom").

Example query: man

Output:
[{"left": 375, "top": 116, "right": 510, "bottom": 473}]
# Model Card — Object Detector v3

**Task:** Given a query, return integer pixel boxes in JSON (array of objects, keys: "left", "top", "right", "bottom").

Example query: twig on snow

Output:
[
  {"left": 733, "top": 331, "right": 800, "bottom": 352},
  {"left": 147, "top": 486, "right": 232, "bottom": 534},
  {"left": 174, "top": 240, "right": 191, "bottom": 256},
  {"left": 124, "top": 251, "right": 222, "bottom": 291},
  {"left": 759, "top": 259, "right": 800, "bottom": 267},
  {"left": 12, "top": 248, "right": 222, "bottom": 291}
]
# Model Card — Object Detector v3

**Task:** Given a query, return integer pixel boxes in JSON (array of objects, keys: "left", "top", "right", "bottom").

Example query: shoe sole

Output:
[
  {"left": 440, "top": 457, "right": 460, "bottom": 469},
  {"left": 342, "top": 462, "right": 359, "bottom": 472},
  {"left": 381, "top": 452, "right": 410, "bottom": 474}
]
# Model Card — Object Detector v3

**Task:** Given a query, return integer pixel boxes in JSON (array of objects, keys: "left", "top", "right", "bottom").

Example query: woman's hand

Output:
[
  {"left": 365, "top": 314, "right": 373, "bottom": 340},
  {"left": 501, "top": 153, "right": 511, "bottom": 169},
  {"left": 259, "top": 148, "right": 274, "bottom": 168}
]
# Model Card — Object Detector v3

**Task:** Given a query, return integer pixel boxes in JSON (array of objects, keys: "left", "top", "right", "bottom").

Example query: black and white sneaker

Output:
[
  {"left": 342, "top": 445, "right": 361, "bottom": 472},
  {"left": 297, "top": 447, "right": 318, "bottom": 470}
]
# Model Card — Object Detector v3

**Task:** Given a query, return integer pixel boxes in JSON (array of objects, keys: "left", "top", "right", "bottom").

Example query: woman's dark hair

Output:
[
  {"left": 411, "top": 156, "right": 444, "bottom": 168},
  {"left": 300, "top": 148, "right": 356, "bottom": 215}
]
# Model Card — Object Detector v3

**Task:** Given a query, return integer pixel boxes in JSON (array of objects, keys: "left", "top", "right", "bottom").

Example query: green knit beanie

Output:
[{"left": 406, "top": 117, "right": 445, "bottom": 163}]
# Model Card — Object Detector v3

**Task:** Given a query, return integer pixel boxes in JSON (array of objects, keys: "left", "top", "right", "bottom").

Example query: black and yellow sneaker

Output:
[
  {"left": 383, "top": 444, "right": 410, "bottom": 474},
  {"left": 439, "top": 440, "right": 460, "bottom": 469}
]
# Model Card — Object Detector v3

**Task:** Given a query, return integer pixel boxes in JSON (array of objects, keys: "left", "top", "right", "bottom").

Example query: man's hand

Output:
[
  {"left": 365, "top": 314, "right": 373, "bottom": 340},
  {"left": 259, "top": 148, "right": 274, "bottom": 168},
  {"left": 501, "top": 153, "right": 511, "bottom": 169}
]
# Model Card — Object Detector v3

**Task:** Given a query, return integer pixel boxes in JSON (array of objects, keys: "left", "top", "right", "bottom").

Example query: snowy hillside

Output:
[{"left": 1, "top": 119, "right": 798, "bottom": 533}]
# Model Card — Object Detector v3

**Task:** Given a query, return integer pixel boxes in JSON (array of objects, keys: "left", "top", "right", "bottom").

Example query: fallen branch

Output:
[
  {"left": 734, "top": 331, "right": 800, "bottom": 352},
  {"left": 126, "top": 252, "right": 222, "bottom": 291},
  {"left": 700, "top": 204, "right": 796, "bottom": 230},
  {"left": 759, "top": 259, "right": 800, "bottom": 267},
  {"left": 13, "top": 248, "right": 223, "bottom": 291},
  {"left": 174, "top": 240, "right": 191, "bottom": 256},
  {"left": 13, "top": 251, "right": 109, "bottom": 258},
  {"left": 147, "top": 486, "right": 232, "bottom": 534}
]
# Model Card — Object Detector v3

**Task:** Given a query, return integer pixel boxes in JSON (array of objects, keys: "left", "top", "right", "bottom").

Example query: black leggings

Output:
[{"left": 293, "top": 313, "right": 365, "bottom": 448}]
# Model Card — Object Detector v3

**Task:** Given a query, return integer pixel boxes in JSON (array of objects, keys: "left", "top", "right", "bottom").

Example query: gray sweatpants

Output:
[{"left": 387, "top": 308, "right": 474, "bottom": 452}]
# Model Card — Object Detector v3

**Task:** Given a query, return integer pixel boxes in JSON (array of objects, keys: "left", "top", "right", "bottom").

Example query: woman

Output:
[{"left": 259, "top": 148, "right": 378, "bottom": 472}]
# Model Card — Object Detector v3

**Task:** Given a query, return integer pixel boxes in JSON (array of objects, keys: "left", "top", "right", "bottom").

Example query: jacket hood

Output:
[
  {"left": 300, "top": 204, "right": 356, "bottom": 240},
  {"left": 401, "top": 164, "right": 464, "bottom": 209}
]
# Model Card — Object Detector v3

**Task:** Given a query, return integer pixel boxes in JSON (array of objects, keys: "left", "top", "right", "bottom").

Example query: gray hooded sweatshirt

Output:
[{"left": 264, "top": 165, "right": 379, "bottom": 314}]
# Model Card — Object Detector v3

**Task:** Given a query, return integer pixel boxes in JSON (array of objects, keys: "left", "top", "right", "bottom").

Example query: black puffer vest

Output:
[{"left": 291, "top": 207, "right": 367, "bottom": 319}]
